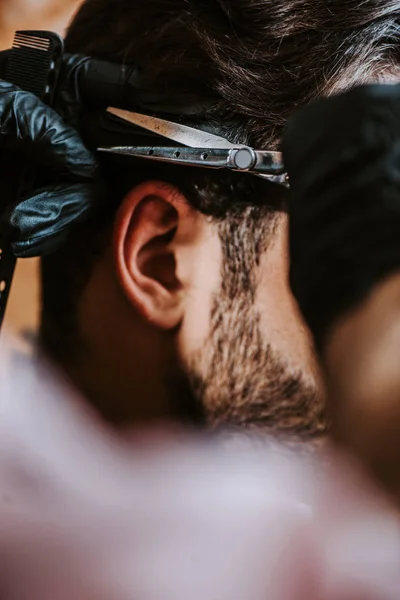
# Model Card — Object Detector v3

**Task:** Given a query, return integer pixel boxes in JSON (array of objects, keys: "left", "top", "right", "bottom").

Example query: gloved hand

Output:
[
  {"left": 282, "top": 83, "right": 400, "bottom": 351},
  {"left": 0, "top": 78, "right": 100, "bottom": 257},
  {"left": 0, "top": 48, "right": 175, "bottom": 258},
  {"left": 0, "top": 46, "right": 215, "bottom": 259}
]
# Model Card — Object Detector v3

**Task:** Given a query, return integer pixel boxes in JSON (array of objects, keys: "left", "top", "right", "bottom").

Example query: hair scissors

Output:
[{"left": 98, "top": 107, "right": 289, "bottom": 188}]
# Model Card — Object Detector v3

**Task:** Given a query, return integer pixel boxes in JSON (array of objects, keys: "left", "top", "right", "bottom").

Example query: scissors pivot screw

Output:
[{"left": 230, "top": 147, "right": 256, "bottom": 171}]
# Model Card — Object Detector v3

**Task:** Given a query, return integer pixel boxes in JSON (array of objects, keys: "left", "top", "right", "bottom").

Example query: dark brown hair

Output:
[{"left": 40, "top": 0, "right": 400, "bottom": 360}]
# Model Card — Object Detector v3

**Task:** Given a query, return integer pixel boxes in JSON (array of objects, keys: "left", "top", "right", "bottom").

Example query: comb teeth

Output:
[
  {"left": 5, "top": 30, "right": 63, "bottom": 101},
  {"left": 13, "top": 32, "right": 51, "bottom": 51}
]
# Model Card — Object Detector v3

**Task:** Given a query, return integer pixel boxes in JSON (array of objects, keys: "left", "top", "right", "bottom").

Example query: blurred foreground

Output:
[{"left": 0, "top": 333, "right": 399, "bottom": 600}]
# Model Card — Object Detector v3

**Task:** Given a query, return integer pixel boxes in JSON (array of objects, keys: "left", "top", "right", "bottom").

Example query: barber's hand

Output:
[
  {"left": 282, "top": 84, "right": 400, "bottom": 498},
  {"left": 282, "top": 83, "right": 400, "bottom": 351},
  {"left": 0, "top": 78, "right": 100, "bottom": 257},
  {"left": 0, "top": 47, "right": 178, "bottom": 258}
]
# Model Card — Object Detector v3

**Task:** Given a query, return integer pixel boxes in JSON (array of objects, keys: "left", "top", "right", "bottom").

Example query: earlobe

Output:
[{"left": 112, "top": 181, "right": 189, "bottom": 330}]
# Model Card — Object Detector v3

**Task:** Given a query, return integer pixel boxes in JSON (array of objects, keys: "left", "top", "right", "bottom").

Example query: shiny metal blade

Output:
[
  {"left": 98, "top": 146, "right": 231, "bottom": 168},
  {"left": 107, "top": 107, "right": 235, "bottom": 149}
]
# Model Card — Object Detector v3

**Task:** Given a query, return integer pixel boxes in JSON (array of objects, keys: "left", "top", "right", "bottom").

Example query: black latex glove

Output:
[
  {"left": 282, "top": 84, "right": 400, "bottom": 351},
  {"left": 0, "top": 77, "right": 100, "bottom": 257},
  {"left": 0, "top": 47, "right": 220, "bottom": 258},
  {"left": 0, "top": 49, "right": 193, "bottom": 259}
]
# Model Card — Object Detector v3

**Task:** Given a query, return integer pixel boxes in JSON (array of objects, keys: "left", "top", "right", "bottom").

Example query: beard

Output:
[
  {"left": 167, "top": 206, "right": 327, "bottom": 440},
  {"left": 189, "top": 293, "right": 327, "bottom": 439}
]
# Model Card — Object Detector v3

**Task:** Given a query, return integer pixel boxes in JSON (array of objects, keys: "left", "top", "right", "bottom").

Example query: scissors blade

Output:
[
  {"left": 97, "top": 146, "right": 231, "bottom": 168},
  {"left": 107, "top": 107, "right": 235, "bottom": 149}
]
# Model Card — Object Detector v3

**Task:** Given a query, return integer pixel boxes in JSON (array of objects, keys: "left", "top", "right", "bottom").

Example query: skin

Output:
[
  {"left": 66, "top": 179, "right": 325, "bottom": 431},
  {"left": 324, "top": 272, "right": 400, "bottom": 499},
  {"left": 66, "top": 72, "right": 396, "bottom": 438}
]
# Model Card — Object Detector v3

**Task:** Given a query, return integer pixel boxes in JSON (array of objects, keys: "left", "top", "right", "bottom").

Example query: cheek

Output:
[
  {"left": 176, "top": 227, "right": 222, "bottom": 365},
  {"left": 255, "top": 216, "right": 319, "bottom": 376}
]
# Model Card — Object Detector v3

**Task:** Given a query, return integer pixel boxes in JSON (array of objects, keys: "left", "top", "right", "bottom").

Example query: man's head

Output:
[{"left": 40, "top": 0, "right": 400, "bottom": 435}]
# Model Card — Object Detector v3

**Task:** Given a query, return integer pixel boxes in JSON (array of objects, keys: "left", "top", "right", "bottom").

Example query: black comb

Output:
[
  {"left": 0, "top": 30, "right": 64, "bottom": 331},
  {"left": 5, "top": 30, "right": 63, "bottom": 102}
]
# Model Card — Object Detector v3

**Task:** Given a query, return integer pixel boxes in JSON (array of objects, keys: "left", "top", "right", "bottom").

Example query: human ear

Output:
[{"left": 113, "top": 180, "right": 202, "bottom": 330}]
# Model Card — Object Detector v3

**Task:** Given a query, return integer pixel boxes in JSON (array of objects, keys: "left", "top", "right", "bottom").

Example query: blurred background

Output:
[{"left": 0, "top": 0, "right": 82, "bottom": 350}]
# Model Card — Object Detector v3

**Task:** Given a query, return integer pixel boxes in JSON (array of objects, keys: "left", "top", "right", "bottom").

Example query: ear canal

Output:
[{"left": 139, "top": 227, "right": 181, "bottom": 292}]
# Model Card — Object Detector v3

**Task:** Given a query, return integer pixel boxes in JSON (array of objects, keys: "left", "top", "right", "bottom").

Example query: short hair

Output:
[{"left": 40, "top": 0, "right": 400, "bottom": 361}]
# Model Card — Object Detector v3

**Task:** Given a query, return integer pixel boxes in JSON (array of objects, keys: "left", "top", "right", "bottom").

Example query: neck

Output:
[
  {"left": 49, "top": 250, "right": 187, "bottom": 428},
  {"left": 65, "top": 346, "right": 174, "bottom": 427}
]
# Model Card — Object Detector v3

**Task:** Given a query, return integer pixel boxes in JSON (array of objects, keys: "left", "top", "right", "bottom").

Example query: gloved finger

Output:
[
  {"left": 282, "top": 83, "right": 400, "bottom": 203},
  {"left": 281, "top": 83, "right": 400, "bottom": 350},
  {"left": 53, "top": 53, "right": 92, "bottom": 128},
  {"left": 0, "top": 80, "right": 97, "bottom": 178},
  {"left": 56, "top": 53, "right": 188, "bottom": 120},
  {"left": 6, "top": 181, "right": 104, "bottom": 257}
]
